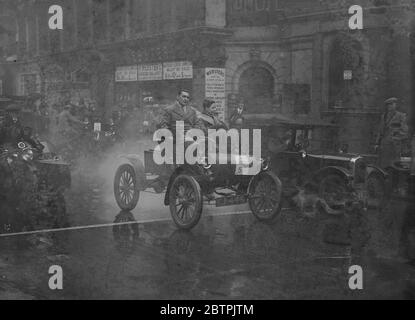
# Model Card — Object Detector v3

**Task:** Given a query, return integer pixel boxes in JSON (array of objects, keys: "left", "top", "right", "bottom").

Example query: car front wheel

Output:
[{"left": 114, "top": 164, "right": 140, "bottom": 211}]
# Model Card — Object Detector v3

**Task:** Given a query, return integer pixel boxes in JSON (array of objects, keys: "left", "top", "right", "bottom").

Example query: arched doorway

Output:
[
  {"left": 238, "top": 65, "right": 275, "bottom": 114},
  {"left": 328, "top": 36, "right": 365, "bottom": 109}
]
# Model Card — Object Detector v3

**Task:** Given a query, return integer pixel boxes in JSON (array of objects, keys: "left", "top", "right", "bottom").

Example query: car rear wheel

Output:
[
  {"left": 248, "top": 171, "right": 283, "bottom": 222},
  {"left": 169, "top": 175, "right": 202, "bottom": 230},
  {"left": 319, "top": 174, "right": 349, "bottom": 210},
  {"left": 114, "top": 164, "right": 139, "bottom": 211}
]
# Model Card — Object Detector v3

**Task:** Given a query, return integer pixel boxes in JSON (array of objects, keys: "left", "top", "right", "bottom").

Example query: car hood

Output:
[{"left": 307, "top": 152, "right": 362, "bottom": 161}]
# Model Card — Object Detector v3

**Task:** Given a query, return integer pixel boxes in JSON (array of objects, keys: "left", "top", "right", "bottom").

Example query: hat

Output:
[{"left": 384, "top": 97, "right": 398, "bottom": 105}]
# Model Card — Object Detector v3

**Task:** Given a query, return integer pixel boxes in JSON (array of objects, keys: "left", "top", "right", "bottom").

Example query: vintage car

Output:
[
  {"left": 244, "top": 115, "right": 370, "bottom": 210},
  {"left": 113, "top": 138, "right": 282, "bottom": 230},
  {"left": 0, "top": 138, "right": 71, "bottom": 232}
]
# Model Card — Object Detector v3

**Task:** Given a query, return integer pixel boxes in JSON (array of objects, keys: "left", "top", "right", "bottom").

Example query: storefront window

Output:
[{"left": 239, "top": 66, "right": 275, "bottom": 114}]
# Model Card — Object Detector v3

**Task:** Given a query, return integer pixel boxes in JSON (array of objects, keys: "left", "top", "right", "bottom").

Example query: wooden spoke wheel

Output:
[
  {"left": 248, "top": 171, "right": 283, "bottom": 222},
  {"left": 169, "top": 175, "right": 202, "bottom": 230},
  {"left": 114, "top": 164, "right": 139, "bottom": 211}
]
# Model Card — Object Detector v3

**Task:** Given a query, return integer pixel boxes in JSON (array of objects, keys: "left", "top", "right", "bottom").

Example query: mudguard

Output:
[
  {"left": 313, "top": 166, "right": 353, "bottom": 183},
  {"left": 366, "top": 164, "right": 388, "bottom": 179},
  {"left": 119, "top": 155, "right": 146, "bottom": 191}
]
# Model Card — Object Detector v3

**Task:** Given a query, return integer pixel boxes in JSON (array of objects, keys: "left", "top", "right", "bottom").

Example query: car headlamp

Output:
[
  {"left": 261, "top": 158, "right": 269, "bottom": 171},
  {"left": 22, "top": 149, "right": 34, "bottom": 161}
]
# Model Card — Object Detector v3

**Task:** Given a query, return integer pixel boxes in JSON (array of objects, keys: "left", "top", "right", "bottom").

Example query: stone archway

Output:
[{"left": 232, "top": 60, "right": 278, "bottom": 114}]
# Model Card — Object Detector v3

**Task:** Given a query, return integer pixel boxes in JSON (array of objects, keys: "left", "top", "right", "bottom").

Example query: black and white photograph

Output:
[{"left": 0, "top": 0, "right": 415, "bottom": 302}]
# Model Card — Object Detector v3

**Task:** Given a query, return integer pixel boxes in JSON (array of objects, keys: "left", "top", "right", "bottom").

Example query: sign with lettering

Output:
[
  {"left": 163, "top": 61, "right": 193, "bottom": 80},
  {"left": 344, "top": 70, "right": 353, "bottom": 80},
  {"left": 115, "top": 66, "right": 138, "bottom": 82},
  {"left": 205, "top": 68, "right": 226, "bottom": 121},
  {"left": 227, "top": 0, "right": 281, "bottom": 27},
  {"left": 138, "top": 63, "right": 163, "bottom": 81}
]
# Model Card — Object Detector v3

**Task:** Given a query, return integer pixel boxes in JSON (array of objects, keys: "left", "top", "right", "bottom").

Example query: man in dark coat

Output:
[
  {"left": 158, "top": 90, "right": 203, "bottom": 136},
  {"left": 375, "top": 97, "right": 409, "bottom": 168}
]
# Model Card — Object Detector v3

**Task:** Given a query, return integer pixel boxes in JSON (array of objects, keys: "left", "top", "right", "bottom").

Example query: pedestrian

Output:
[
  {"left": 229, "top": 99, "right": 245, "bottom": 129},
  {"left": 375, "top": 97, "right": 409, "bottom": 168}
]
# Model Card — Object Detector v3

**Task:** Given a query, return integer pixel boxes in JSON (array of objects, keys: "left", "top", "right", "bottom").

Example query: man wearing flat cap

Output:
[{"left": 375, "top": 97, "right": 409, "bottom": 168}]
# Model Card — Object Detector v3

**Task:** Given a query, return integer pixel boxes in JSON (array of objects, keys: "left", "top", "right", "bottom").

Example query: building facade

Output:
[{"left": 0, "top": 0, "right": 414, "bottom": 152}]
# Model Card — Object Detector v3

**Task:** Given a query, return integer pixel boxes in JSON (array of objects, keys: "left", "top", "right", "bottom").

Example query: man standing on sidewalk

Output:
[{"left": 375, "top": 97, "right": 409, "bottom": 168}]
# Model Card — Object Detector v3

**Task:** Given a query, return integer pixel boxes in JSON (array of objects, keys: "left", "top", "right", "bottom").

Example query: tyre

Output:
[
  {"left": 114, "top": 164, "right": 140, "bottom": 211},
  {"left": 319, "top": 174, "right": 349, "bottom": 211},
  {"left": 169, "top": 175, "right": 203, "bottom": 230},
  {"left": 248, "top": 171, "right": 283, "bottom": 222}
]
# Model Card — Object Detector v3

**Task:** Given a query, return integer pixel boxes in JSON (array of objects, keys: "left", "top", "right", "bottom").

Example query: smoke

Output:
[{"left": 87, "top": 137, "right": 155, "bottom": 204}]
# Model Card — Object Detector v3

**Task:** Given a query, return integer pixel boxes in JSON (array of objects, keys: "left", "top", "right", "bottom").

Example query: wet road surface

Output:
[
  {"left": 1, "top": 151, "right": 415, "bottom": 299},
  {"left": 1, "top": 193, "right": 415, "bottom": 299}
]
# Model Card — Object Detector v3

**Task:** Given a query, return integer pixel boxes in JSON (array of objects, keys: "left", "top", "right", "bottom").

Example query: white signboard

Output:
[
  {"left": 115, "top": 66, "right": 138, "bottom": 82},
  {"left": 163, "top": 61, "right": 193, "bottom": 80},
  {"left": 138, "top": 63, "right": 163, "bottom": 81},
  {"left": 344, "top": 70, "right": 353, "bottom": 80},
  {"left": 94, "top": 122, "right": 101, "bottom": 132},
  {"left": 205, "top": 68, "right": 226, "bottom": 120}
]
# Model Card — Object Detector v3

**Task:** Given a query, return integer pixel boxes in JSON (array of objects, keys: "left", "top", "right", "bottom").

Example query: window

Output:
[
  {"left": 130, "top": 0, "right": 147, "bottom": 35},
  {"left": 110, "top": 0, "right": 126, "bottom": 41},
  {"left": 92, "top": 0, "right": 108, "bottom": 43},
  {"left": 37, "top": 3, "right": 50, "bottom": 54},
  {"left": 62, "top": 1, "right": 76, "bottom": 50},
  {"left": 77, "top": 0, "right": 92, "bottom": 46}
]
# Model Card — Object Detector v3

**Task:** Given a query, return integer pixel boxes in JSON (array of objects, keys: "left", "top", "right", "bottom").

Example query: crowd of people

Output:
[{"left": 1, "top": 89, "right": 411, "bottom": 171}]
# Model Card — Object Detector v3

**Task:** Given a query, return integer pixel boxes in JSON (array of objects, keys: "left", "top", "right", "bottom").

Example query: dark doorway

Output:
[{"left": 239, "top": 66, "right": 275, "bottom": 114}]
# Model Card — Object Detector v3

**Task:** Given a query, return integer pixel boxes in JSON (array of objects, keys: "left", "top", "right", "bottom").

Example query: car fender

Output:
[
  {"left": 366, "top": 164, "right": 388, "bottom": 179},
  {"left": 164, "top": 164, "right": 204, "bottom": 206},
  {"left": 119, "top": 155, "right": 146, "bottom": 191},
  {"left": 313, "top": 166, "right": 353, "bottom": 184}
]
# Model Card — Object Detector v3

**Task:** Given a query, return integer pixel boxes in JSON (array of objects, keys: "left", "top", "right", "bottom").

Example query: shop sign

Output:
[
  {"left": 205, "top": 68, "right": 226, "bottom": 121},
  {"left": 138, "top": 63, "right": 163, "bottom": 81},
  {"left": 163, "top": 61, "right": 193, "bottom": 80},
  {"left": 115, "top": 66, "right": 138, "bottom": 82}
]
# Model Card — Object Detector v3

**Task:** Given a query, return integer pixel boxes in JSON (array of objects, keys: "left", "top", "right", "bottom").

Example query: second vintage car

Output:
[{"left": 245, "top": 115, "right": 370, "bottom": 211}]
